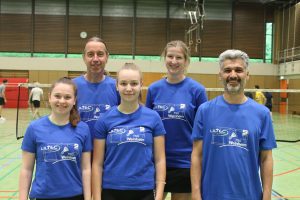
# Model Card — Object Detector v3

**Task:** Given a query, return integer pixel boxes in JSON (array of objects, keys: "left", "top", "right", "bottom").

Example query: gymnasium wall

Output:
[{"left": 0, "top": 1, "right": 274, "bottom": 59}]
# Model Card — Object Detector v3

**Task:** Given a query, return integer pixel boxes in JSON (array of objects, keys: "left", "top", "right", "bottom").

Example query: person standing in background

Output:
[
  {"left": 28, "top": 81, "right": 44, "bottom": 119},
  {"left": 27, "top": 81, "right": 35, "bottom": 113},
  {"left": 254, "top": 85, "right": 266, "bottom": 105},
  {"left": 264, "top": 91, "right": 273, "bottom": 120},
  {"left": 0, "top": 79, "right": 8, "bottom": 122},
  {"left": 73, "top": 36, "right": 120, "bottom": 138},
  {"left": 146, "top": 40, "right": 207, "bottom": 200}
]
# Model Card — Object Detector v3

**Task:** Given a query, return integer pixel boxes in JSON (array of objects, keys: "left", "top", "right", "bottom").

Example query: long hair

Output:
[
  {"left": 82, "top": 36, "right": 109, "bottom": 55},
  {"left": 161, "top": 40, "right": 191, "bottom": 66},
  {"left": 49, "top": 77, "right": 80, "bottom": 127}
]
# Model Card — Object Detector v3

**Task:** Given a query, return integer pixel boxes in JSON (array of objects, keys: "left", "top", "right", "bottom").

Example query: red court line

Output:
[
  {"left": 0, "top": 197, "right": 18, "bottom": 199},
  {"left": 274, "top": 167, "right": 300, "bottom": 177},
  {"left": 0, "top": 190, "right": 18, "bottom": 192}
]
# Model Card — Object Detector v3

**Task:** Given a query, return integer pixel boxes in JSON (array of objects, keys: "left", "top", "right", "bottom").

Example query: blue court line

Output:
[
  {"left": 272, "top": 190, "right": 288, "bottom": 200},
  {"left": 0, "top": 144, "right": 20, "bottom": 151},
  {"left": 0, "top": 156, "right": 21, "bottom": 160},
  {"left": 0, "top": 158, "right": 20, "bottom": 171},
  {"left": 274, "top": 151, "right": 300, "bottom": 168},
  {"left": 0, "top": 134, "right": 14, "bottom": 138},
  {"left": 275, "top": 143, "right": 300, "bottom": 150},
  {"left": 0, "top": 142, "right": 20, "bottom": 145},
  {"left": 0, "top": 149, "right": 21, "bottom": 160},
  {"left": 279, "top": 145, "right": 300, "bottom": 154},
  {"left": 0, "top": 163, "right": 21, "bottom": 181},
  {"left": 0, "top": 145, "right": 21, "bottom": 149}
]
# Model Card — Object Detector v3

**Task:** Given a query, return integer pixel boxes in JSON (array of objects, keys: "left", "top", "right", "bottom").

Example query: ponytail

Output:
[{"left": 70, "top": 105, "right": 80, "bottom": 127}]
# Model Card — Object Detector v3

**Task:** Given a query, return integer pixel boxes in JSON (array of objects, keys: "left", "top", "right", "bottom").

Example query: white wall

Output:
[
  {"left": 279, "top": 60, "right": 300, "bottom": 79},
  {"left": 0, "top": 57, "right": 279, "bottom": 76}
]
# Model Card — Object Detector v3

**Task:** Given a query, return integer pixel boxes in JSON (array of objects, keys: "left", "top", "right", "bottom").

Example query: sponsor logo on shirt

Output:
[
  {"left": 41, "top": 143, "right": 79, "bottom": 164},
  {"left": 153, "top": 103, "right": 187, "bottom": 121},
  {"left": 78, "top": 105, "right": 93, "bottom": 112},
  {"left": 210, "top": 127, "right": 249, "bottom": 150},
  {"left": 108, "top": 127, "right": 147, "bottom": 145},
  {"left": 79, "top": 104, "right": 111, "bottom": 122}
]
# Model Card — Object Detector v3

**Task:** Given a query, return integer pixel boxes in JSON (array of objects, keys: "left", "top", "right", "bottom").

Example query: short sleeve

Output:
[
  {"left": 94, "top": 118, "right": 108, "bottom": 140},
  {"left": 152, "top": 112, "right": 166, "bottom": 137},
  {"left": 81, "top": 123, "right": 93, "bottom": 152},
  {"left": 145, "top": 87, "right": 153, "bottom": 109},
  {"left": 192, "top": 105, "right": 205, "bottom": 141},
  {"left": 21, "top": 124, "right": 36, "bottom": 153},
  {"left": 259, "top": 112, "right": 277, "bottom": 150},
  {"left": 195, "top": 86, "right": 208, "bottom": 108}
]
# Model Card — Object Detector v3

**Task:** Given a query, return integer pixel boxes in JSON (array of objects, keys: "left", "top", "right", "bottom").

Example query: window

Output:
[{"left": 265, "top": 22, "right": 273, "bottom": 63}]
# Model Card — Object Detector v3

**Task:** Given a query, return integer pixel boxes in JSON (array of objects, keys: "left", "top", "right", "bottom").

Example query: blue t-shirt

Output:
[
  {"left": 21, "top": 116, "right": 92, "bottom": 199},
  {"left": 94, "top": 105, "right": 166, "bottom": 190},
  {"left": 73, "top": 75, "right": 120, "bottom": 135},
  {"left": 192, "top": 96, "right": 277, "bottom": 200},
  {"left": 146, "top": 77, "right": 207, "bottom": 168}
]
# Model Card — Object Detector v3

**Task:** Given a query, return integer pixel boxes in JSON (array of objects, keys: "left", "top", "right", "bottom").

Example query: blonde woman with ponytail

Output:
[{"left": 146, "top": 41, "right": 207, "bottom": 200}]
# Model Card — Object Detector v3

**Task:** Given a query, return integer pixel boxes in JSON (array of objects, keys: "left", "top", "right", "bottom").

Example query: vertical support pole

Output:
[
  {"left": 99, "top": 0, "right": 103, "bottom": 38},
  {"left": 65, "top": 0, "right": 69, "bottom": 58},
  {"left": 31, "top": 0, "right": 35, "bottom": 57},
  {"left": 279, "top": 79, "right": 288, "bottom": 114},
  {"left": 166, "top": 0, "right": 170, "bottom": 43},
  {"left": 132, "top": 0, "right": 136, "bottom": 60}
]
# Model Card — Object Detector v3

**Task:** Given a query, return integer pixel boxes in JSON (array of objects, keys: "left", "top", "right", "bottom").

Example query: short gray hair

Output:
[{"left": 218, "top": 49, "right": 249, "bottom": 70}]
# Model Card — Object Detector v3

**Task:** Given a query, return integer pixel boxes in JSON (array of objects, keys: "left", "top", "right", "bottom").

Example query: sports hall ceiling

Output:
[
  {"left": 238, "top": 0, "right": 296, "bottom": 6},
  {"left": 167, "top": 0, "right": 296, "bottom": 7}
]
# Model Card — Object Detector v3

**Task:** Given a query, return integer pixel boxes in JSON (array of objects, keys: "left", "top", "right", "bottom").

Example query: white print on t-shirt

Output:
[
  {"left": 153, "top": 103, "right": 188, "bottom": 122},
  {"left": 78, "top": 104, "right": 111, "bottom": 122},
  {"left": 210, "top": 127, "right": 249, "bottom": 151},
  {"left": 108, "top": 127, "right": 146, "bottom": 145},
  {"left": 41, "top": 143, "right": 79, "bottom": 164}
]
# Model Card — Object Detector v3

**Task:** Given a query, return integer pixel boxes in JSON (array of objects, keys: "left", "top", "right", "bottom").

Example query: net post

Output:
[{"left": 16, "top": 83, "right": 21, "bottom": 140}]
